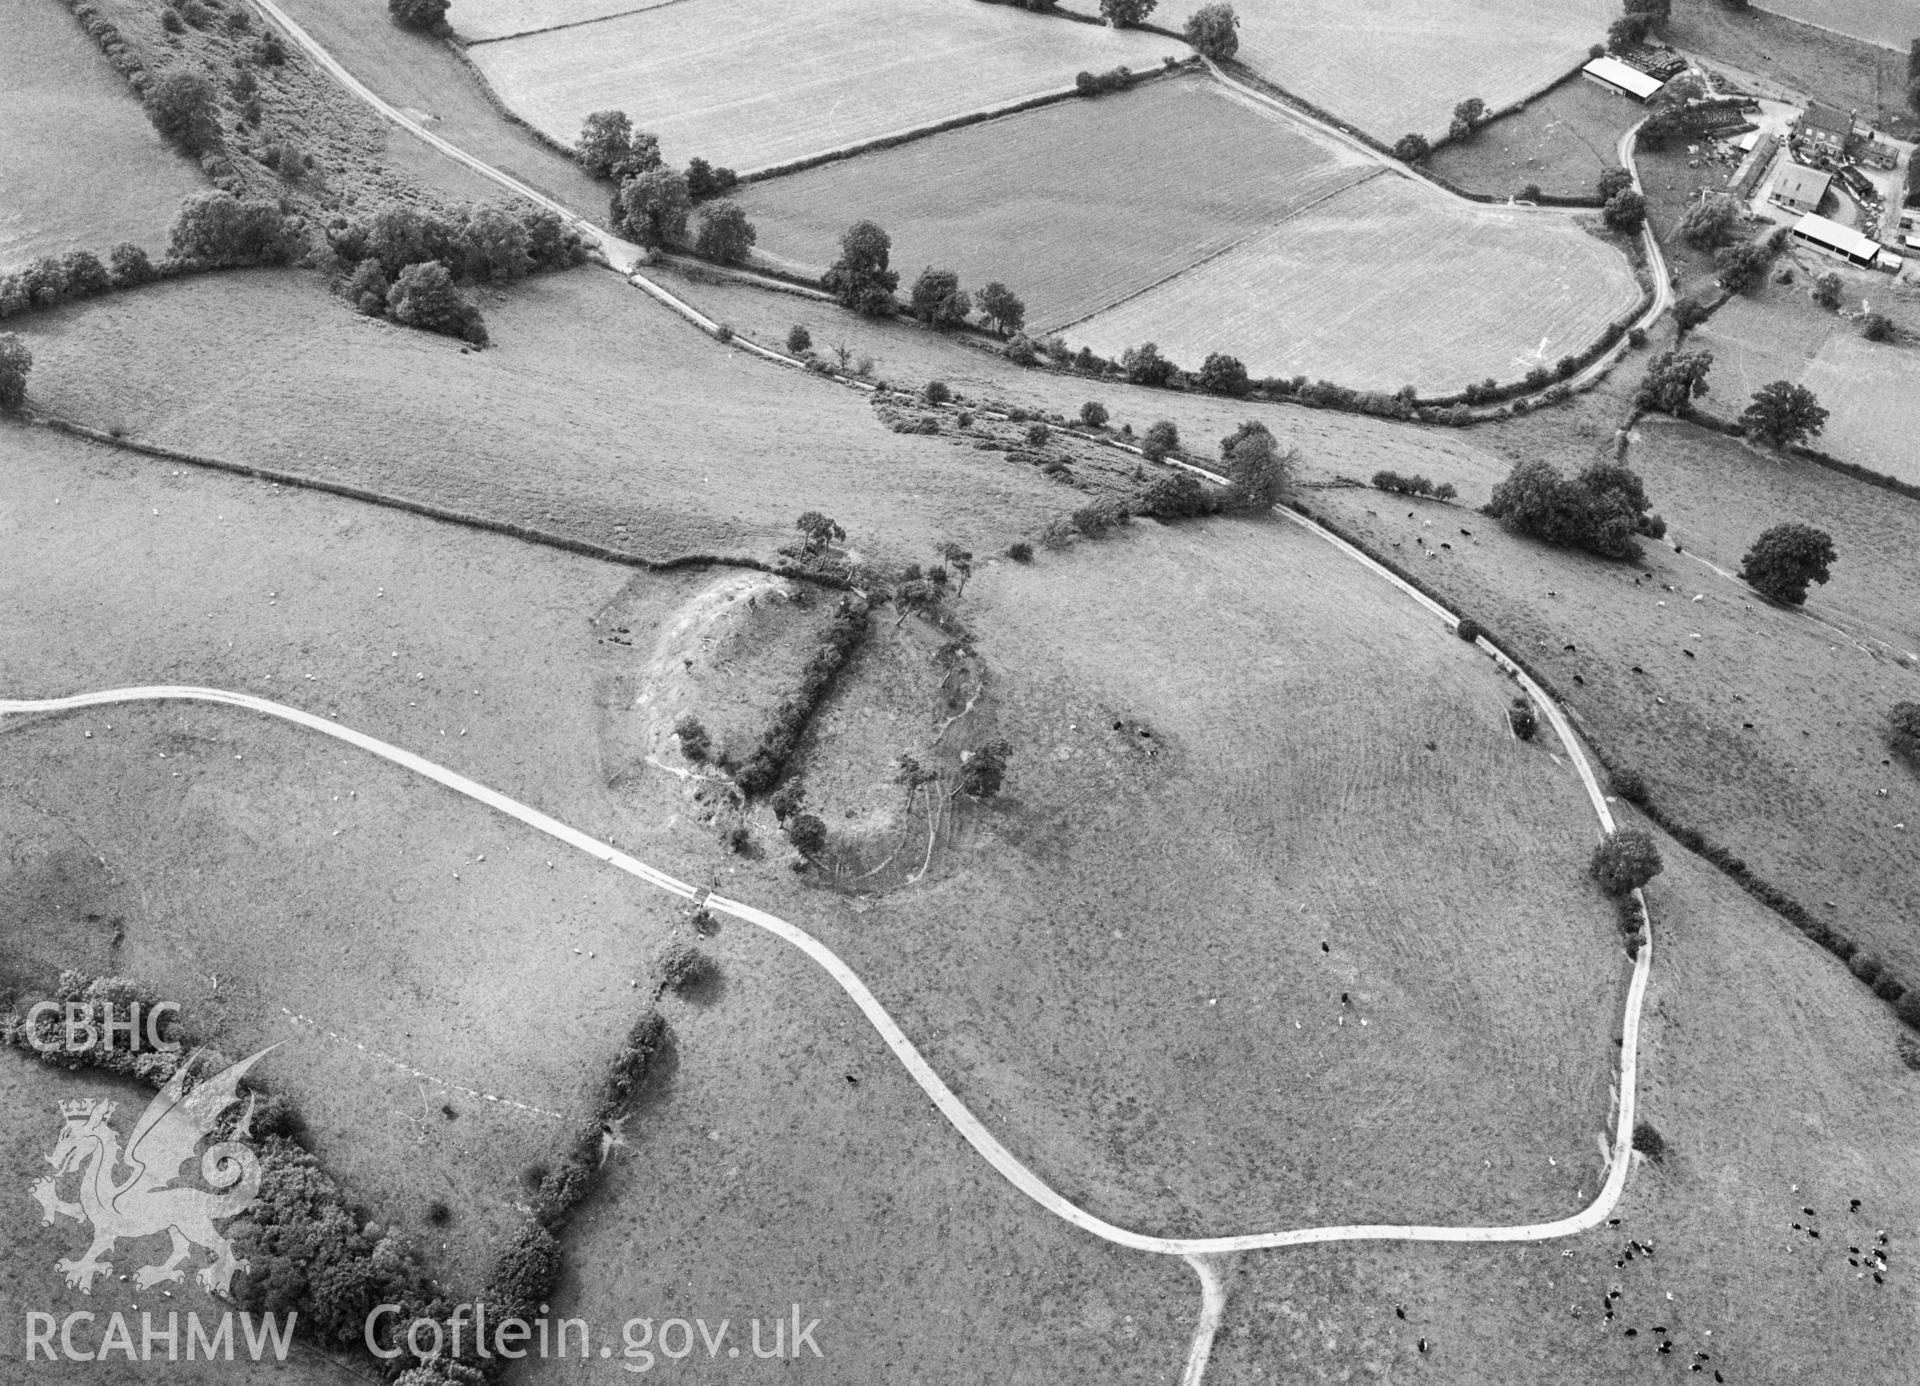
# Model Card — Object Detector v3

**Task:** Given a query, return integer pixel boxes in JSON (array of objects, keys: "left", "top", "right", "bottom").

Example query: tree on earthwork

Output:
[
  {"left": 146, "top": 70, "right": 218, "bottom": 155},
  {"left": 1740, "top": 380, "right": 1827, "bottom": 449},
  {"left": 1739, "top": 523, "right": 1835, "bottom": 605},
  {"left": 959, "top": 739, "right": 1014, "bottom": 800},
  {"left": 795, "top": 511, "right": 845, "bottom": 555},
  {"left": 976, "top": 281, "right": 1025, "bottom": 336},
  {"left": 822, "top": 220, "right": 900, "bottom": 316}
]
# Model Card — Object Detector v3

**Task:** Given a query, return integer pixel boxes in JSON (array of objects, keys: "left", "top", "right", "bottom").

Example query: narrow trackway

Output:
[{"left": 1, "top": 677, "right": 1650, "bottom": 1262}]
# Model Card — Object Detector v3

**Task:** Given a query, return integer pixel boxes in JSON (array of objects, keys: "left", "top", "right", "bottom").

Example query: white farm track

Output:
[{"left": 29, "top": 5, "right": 1665, "bottom": 1381}]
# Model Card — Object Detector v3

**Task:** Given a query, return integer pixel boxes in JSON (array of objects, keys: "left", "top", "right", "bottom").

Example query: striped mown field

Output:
[
  {"left": 736, "top": 75, "right": 1378, "bottom": 336},
  {"left": 1066, "top": 176, "right": 1643, "bottom": 394},
  {"left": 465, "top": 0, "right": 1184, "bottom": 173},
  {"left": 1172, "top": 0, "right": 1616, "bottom": 141}
]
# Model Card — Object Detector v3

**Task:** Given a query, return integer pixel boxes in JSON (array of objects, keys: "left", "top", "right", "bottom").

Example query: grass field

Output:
[
  {"left": 1694, "top": 286, "right": 1920, "bottom": 486},
  {"left": 1305, "top": 416, "right": 1920, "bottom": 1005},
  {"left": 1183, "top": 0, "right": 1615, "bottom": 141},
  {"left": 1202, "top": 842, "right": 1920, "bottom": 1383},
  {"left": 1067, "top": 176, "right": 1643, "bottom": 392},
  {"left": 1753, "top": 0, "right": 1913, "bottom": 50},
  {"left": 1426, "top": 74, "right": 1643, "bottom": 200},
  {"left": 738, "top": 519, "right": 1628, "bottom": 1233},
  {"left": 1666, "top": 0, "right": 1918, "bottom": 135},
  {"left": 0, "top": 0, "right": 203, "bottom": 272},
  {"left": 735, "top": 74, "right": 1377, "bottom": 340},
  {"left": 466, "top": 0, "right": 1185, "bottom": 174},
  {"left": 453, "top": 0, "right": 677, "bottom": 44},
  {"left": 11, "top": 268, "right": 1093, "bottom": 565}
]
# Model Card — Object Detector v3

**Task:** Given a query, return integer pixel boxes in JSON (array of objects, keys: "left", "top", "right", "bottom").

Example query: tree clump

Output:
[
  {"left": 386, "top": 261, "right": 487, "bottom": 346},
  {"left": 1393, "top": 132, "right": 1431, "bottom": 163},
  {"left": 909, "top": 267, "right": 972, "bottom": 327},
  {"left": 388, "top": 0, "right": 450, "bottom": 30},
  {"left": 0, "top": 334, "right": 31, "bottom": 412},
  {"left": 959, "top": 739, "right": 1014, "bottom": 799},
  {"left": 976, "top": 281, "right": 1025, "bottom": 337},
  {"left": 1221, "top": 420, "right": 1290, "bottom": 510},
  {"left": 1099, "top": 0, "right": 1155, "bottom": 25},
  {"left": 1635, "top": 348, "right": 1712, "bottom": 416},
  {"left": 1448, "top": 97, "right": 1486, "bottom": 143},
  {"left": 693, "top": 200, "right": 756, "bottom": 264},
  {"left": 575, "top": 111, "right": 661, "bottom": 181},
  {"left": 1485, "top": 458, "right": 1660, "bottom": 560},
  {"left": 1197, "top": 351, "right": 1250, "bottom": 397},
  {"left": 1121, "top": 341, "right": 1176, "bottom": 387},
  {"left": 1890, "top": 702, "right": 1920, "bottom": 761},
  {"left": 1739, "top": 522, "right": 1835, "bottom": 605},
  {"left": 146, "top": 70, "right": 218, "bottom": 155},
  {"left": 1590, "top": 828, "right": 1664, "bottom": 896},
  {"left": 614, "top": 168, "right": 691, "bottom": 249}
]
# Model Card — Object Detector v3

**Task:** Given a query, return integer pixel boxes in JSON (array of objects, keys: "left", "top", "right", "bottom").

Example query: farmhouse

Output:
[
  {"left": 1770, "top": 163, "right": 1830, "bottom": 215},
  {"left": 1794, "top": 102, "right": 1853, "bottom": 156},
  {"left": 1790, "top": 212, "right": 1893, "bottom": 269},
  {"left": 1582, "top": 55, "right": 1665, "bottom": 102}
]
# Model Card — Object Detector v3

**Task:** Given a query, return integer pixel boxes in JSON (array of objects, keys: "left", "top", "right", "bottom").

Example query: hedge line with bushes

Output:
[{"left": 721, "top": 595, "right": 870, "bottom": 795}]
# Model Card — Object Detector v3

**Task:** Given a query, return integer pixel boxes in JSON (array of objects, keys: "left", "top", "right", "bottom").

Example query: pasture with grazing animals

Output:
[
  {"left": 735, "top": 73, "right": 1377, "bottom": 339},
  {"left": 1064, "top": 175, "right": 1644, "bottom": 392},
  {"left": 1182, "top": 0, "right": 1616, "bottom": 141},
  {"left": 464, "top": 0, "right": 1186, "bottom": 174},
  {"left": 0, "top": 0, "right": 204, "bottom": 271}
]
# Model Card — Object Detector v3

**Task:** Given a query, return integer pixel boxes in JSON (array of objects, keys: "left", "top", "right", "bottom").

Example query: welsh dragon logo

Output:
[{"left": 28, "top": 1047, "right": 273, "bottom": 1296}]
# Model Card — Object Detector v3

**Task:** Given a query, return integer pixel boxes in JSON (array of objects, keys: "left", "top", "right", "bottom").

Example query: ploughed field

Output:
[
  {"left": 735, "top": 74, "right": 1379, "bottom": 338},
  {"left": 462, "top": 0, "right": 1185, "bottom": 173},
  {"left": 0, "top": 0, "right": 203, "bottom": 271},
  {"left": 1185, "top": 0, "right": 1616, "bottom": 141},
  {"left": 1065, "top": 175, "right": 1644, "bottom": 393}
]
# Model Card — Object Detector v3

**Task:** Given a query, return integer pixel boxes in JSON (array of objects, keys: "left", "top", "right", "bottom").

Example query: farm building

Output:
[
  {"left": 1729, "top": 133, "right": 1778, "bottom": 201},
  {"left": 1795, "top": 102, "right": 1853, "bottom": 155},
  {"left": 1791, "top": 212, "right": 1894, "bottom": 269},
  {"left": 1859, "top": 139, "right": 1899, "bottom": 171},
  {"left": 1582, "top": 56, "right": 1665, "bottom": 102},
  {"left": 1771, "top": 163, "right": 1831, "bottom": 215}
]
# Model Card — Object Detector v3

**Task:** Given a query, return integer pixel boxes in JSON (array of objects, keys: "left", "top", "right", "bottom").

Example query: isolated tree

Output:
[
  {"left": 959, "top": 739, "right": 1013, "bottom": 799},
  {"left": 1596, "top": 167, "right": 1634, "bottom": 202},
  {"left": 909, "top": 267, "right": 972, "bottom": 328},
  {"left": 1715, "top": 239, "right": 1772, "bottom": 293},
  {"left": 785, "top": 813, "right": 827, "bottom": 859},
  {"left": 1860, "top": 311, "right": 1894, "bottom": 343},
  {"left": 386, "top": 261, "right": 486, "bottom": 344},
  {"left": 145, "top": 70, "right": 218, "bottom": 154},
  {"left": 0, "top": 334, "right": 31, "bottom": 411},
  {"left": 822, "top": 220, "right": 900, "bottom": 316},
  {"left": 1392, "top": 132, "right": 1431, "bottom": 163},
  {"left": 1739, "top": 522, "right": 1835, "bottom": 604},
  {"left": 1590, "top": 828, "right": 1664, "bottom": 896},
  {"left": 1184, "top": 3, "right": 1239, "bottom": 59},
  {"left": 786, "top": 324, "right": 811, "bottom": 355},
  {"left": 1634, "top": 349, "right": 1713, "bottom": 416},
  {"left": 1448, "top": 97, "right": 1486, "bottom": 142},
  {"left": 1079, "top": 400, "right": 1109, "bottom": 428},
  {"left": 1099, "top": 0, "right": 1156, "bottom": 26},
  {"left": 1221, "top": 420, "right": 1289, "bottom": 509},
  {"left": 693, "top": 201, "right": 756, "bottom": 264},
  {"left": 1811, "top": 271, "right": 1843, "bottom": 309},
  {"left": 938, "top": 541, "right": 975, "bottom": 595},
  {"left": 388, "top": 0, "right": 449, "bottom": 29},
  {"left": 1741, "top": 380, "right": 1827, "bottom": 449},
  {"left": 1603, "top": 189, "right": 1648, "bottom": 235},
  {"left": 616, "top": 168, "right": 691, "bottom": 248},
  {"left": 1121, "top": 341, "right": 1176, "bottom": 386},
  {"left": 1679, "top": 193, "right": 1740, "bottom": 248},
  {"left": 795, "top": 511, "right": 844, "bottom": 555},
  {"left": 1139, "top": 418, "right": 1180, "bottom": 461},
  {"left": 976, "top": 281, "right": 1025, "bottom": 336},
  {"left": 1197, "top": 351, "right": 1251, "bottom": 397},
  {"left": 674, "top": 714, "right": 710, "bottom": 762}
]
